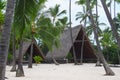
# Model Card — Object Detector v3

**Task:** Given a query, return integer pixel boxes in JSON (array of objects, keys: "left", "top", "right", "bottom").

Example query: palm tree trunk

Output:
[
  {"left": 118, "top": 53, "right": 120, "bottom": 64},
  {"left": 87, "top": 0, "right": 115, "bottom": 75},
  {"left": 51, "top": 52, "right": 59, "bottom": 65},
  {"left": 28, "top": 23, "right": 35, "bottom": 68},
  {"left": 80, "top": 28, "right": 85, "bottom": 65},
  {"left": 106, "top": 48, "right": 109, "bottom": 62},
  {"left": 0, "top": 0, "right": 15, "bottom": 79},
  {"left": 69, "top": 0, "right": 78, "bottom": 65},
  {"left": 28, "top": 40, "right": 33, "bottom": 68},
  {"left": 11, "top": 25, "right": 16, "bottom": 72},
  {"left": 110, "top": 0, "right": 112, "bottom": 16},
  {"left": 95, "top": 0, "right": 101, "bottom": 66},
  {"left": 96, "top": 58, "right": 101, "bottom": 66},
  {"left": 114, "top": 0, "right": 116, "bottom": 17},
  {"left": 52, "top": 58, "right": 59, "bottom": 65},
  {"left": 101, "top": 0, "right": 120, "bottom": 49},
  {"left": 16, "top": 40, "right": 24, "bottom": 77},
  {"left": 80, "top": 6, "right": 87, "bottom": 65}
]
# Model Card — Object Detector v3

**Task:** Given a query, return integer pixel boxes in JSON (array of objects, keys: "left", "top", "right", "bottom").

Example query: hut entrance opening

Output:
[{"left": 67, "top": 28, "right": 96, "bottom": 63}]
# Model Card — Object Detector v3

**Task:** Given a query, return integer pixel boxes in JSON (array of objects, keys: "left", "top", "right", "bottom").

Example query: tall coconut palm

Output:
[
  {"left": 87, "top": 0, "right": 115, "bottom": 75},
  {"left": 0, "top": 0, "right": 15, "bottom": 79},
  {"left": 47, "top": 4, "right": 66, "bottom": 25},
  {"left": 45, "top": 4, "right": 67, "bottom": 65},
  {"left": 13, "top": 0, "right": 46, "bottom": 77},
  {"left": 100, "top": 0, "right": 120, "bottom": 50},
  {"left": 10, "top": 26, "right": 16, "bottom": 72},
  {"left": 69, "top": 0, "right": 78, "bottom": 65},
  {"left": 27, "top": 0, "right": 46, "bottom": 68},
  {"left": 75, "top": 0, "right": 103, "bottom": 38},
  {"left": 76, "top": 0, "right": 102, "bottom": 64},
  {"left": 36, "top": 14, "right": 67, "bottom": 49}
]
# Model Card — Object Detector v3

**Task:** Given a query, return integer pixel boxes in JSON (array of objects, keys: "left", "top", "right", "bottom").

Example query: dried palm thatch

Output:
[
  {"left": 16, "top": 41, "right": 45, "bottom": 60},
  {"left": 45, "top": 25, "right": 96, "bottom": 62}
]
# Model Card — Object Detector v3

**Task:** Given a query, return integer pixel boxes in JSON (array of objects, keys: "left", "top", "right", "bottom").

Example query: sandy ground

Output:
[{"left": 6, "top": 63, "right": 120, "bottom": 80}]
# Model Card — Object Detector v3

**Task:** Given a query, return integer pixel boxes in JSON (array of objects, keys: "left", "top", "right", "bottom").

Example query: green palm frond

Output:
[
  {"left": 13, "top": 0, "right": 46, "bottom": 40},
  {"left": 76, "top": 12, "right": 88, "bottom": 23},
  {"left": 35, "top": 4, "right": 67, "bottom": 51},
  {"left": 37, "top": 26, "right": 61, "bottom": 51},
  {"left": 76, "top": 0, "right": 96, "bottom": 8},
  {"left": 36, "top": 14, "right": 66, "bottom": 51},
  {"left": 0, "top": 12, "right": 4, "bottom": 25},
  {"left": 57, "top": 10, "right": 66, "bottom": 16},
  {"left": 100, "top": 27, "right": 115, "bottom": 47},
  {"left": 49, "top": 4, "right": 60, "bottom": 17},
  {"left": 90, "top": 0, "right": 96, "bottom": 8},
  {"left": 57, "top": 17, "right": 68, "bottom": 27},
  {"left": 115, "top": 0, "right": 120, "bottom": 3},
  {"left": 75, "top": 0, "right": 86, "bottom": 5},
  {"left": 0, "top": 0, "right": 6, "bottom": 11},
  {"left": 46, "top": 4, "right": 67, "bottom": 25}
]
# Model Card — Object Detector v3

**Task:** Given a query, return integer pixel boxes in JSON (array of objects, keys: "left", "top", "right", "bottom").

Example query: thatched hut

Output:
[
  {"left": 45, "top": 25, "right": 97, "bottom": 63},
  {"left": 16, "top": 41, "right": 45, "bottom": 62}
]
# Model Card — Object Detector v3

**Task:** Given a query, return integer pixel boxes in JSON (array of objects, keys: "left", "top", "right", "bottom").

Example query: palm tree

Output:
[
  {"left": 76, "top": 0, "right": 102, "bottom": 64},
  {"left": 27, "top": 0, "right": 46, "bottom": 68},
  {"left": 113, "top": 13, "right": 120, "bottom": 33},
  {"left": 75, "top": 0, "right": 103, "bottom": 39},
  {"left": 100, "top": 0, "right": 120, "bottom": 50},
  {"left": 0, "top": 0, "right": 15, "bottom": 79},
  {"left": 69, "top": 0, "right": 78, "bottom": 65},
  {"left": 36, "top": 15, "right": 67, "bottom": 65},
  {"left": 100, "top": 28, "right": 115, "bottom": 61},
  {"left": 47, "top": 4, "right": 66, "bottom": 25},
  {"left": 13, "top": 0, "right": 46, "bottom": 77},
  {"left": 44, "top": 4, "right": 67, "bottom": 65},
  {"left": 10, "top": 26, "right": 16, "bottom": 72},
  {"left": 87, "top": 0, "right": 115, "bottom": 75}
]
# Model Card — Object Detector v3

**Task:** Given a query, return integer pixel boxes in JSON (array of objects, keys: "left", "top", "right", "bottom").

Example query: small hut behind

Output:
[
  {"left": 16, "top": 41, "right": 45, "bottom": 62},
  {"left": 45, "top": 25, "right": 97, "bottom": 63}
]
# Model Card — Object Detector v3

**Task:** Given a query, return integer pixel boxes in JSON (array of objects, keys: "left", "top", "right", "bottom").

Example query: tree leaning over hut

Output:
[
  {"left": 37, "top": 4, "right": 68, "bottom": 65},
  {"left": 86, "top": 0, "right": 115, "bottom": 75}
]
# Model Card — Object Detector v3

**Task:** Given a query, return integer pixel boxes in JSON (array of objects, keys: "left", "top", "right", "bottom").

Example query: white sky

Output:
[{"left": 45, "top": 0, "right": 120, "bottom": 30}]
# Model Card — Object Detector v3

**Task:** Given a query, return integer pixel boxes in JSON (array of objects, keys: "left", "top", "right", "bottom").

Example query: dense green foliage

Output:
[
  {"left": 66, "top": 52, "right": 73, "bottom": 60},
  {"left": 33, "top": 56, "right": 43, "bottom": 64},
  {"left": 0, "top": 12, "right": 4, "bottom": 26},
  {"left": 76, "top": 0, "right": 120, "bottom": 64},
  {"left": 36, "top": 4, "right": 68, "bottom": 51},
  {"left": 2, "top": 0, "right": 120, "bottom": 65},
  {"left": 13, "top": 0, "right": 46, "bottom": 40},
  {"left": 0, "top": 0, "right": 5, "bottom": 29},
  {"left": 103, "top": 46, "right": 120, "bottom": 64}
]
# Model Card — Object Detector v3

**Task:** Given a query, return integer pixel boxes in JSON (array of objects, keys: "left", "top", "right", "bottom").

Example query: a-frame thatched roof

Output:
[
  {"left": 45, "top": 25, "right": 96, "bottom": 62},
  {"left": 16, "top": 41, "right": 45, "bottom": 59}
]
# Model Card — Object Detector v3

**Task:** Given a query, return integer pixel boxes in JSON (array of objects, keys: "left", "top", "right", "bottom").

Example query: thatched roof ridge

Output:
[
  {"left": 46, "top": 25, "right": 82, "bottom": 59},
  {"left": 45, "top": 25, "right": 96, "bottom": 62}
]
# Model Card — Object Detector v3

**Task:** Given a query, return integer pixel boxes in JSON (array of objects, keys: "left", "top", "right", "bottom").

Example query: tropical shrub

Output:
[
  {"left": 103, "top": 46, "right": 120, "bottom": 64},
  {"left": 66, "top": 52, "right": 73, "bottom": 61},
  {"left": 33, "top": 56, "right": 42, "bottom": 65}
]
